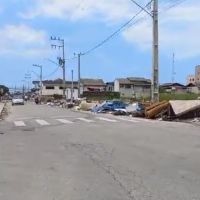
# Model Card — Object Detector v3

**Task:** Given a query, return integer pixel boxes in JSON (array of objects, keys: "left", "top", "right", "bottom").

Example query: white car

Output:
[{"left": 12, "top": 95, "right": 25, "bottom": 105}]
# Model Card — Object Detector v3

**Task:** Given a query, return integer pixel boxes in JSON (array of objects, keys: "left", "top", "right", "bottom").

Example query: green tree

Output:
[{"left": 0, "top": 85, "right": 9, "bottom": 96}]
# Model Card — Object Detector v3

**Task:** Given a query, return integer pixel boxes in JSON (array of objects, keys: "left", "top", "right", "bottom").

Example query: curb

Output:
[{"left": 0, "top": 102, "right": 6, "bottom": 118}]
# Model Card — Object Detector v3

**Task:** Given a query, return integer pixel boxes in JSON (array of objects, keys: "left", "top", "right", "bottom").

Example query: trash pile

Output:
[
  {"left": 145, "top": 101, "right": 169, "bottom": 119},
  {"left": 89, "top": 99, "right": 200, "bottom": 122},
  {"left": 45, "top": 97, "right": 200, "bottom": 123},
  {"left": 91, "top": 100, "right": 127, "bottom": 113}
]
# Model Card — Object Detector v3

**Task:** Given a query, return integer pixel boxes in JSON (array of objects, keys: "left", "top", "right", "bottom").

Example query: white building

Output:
[
  {"left": 186, "top": 75, "right": 196, "bottom": 85},
  {"left": 33, "top": 79, "right": 78, "bottom": 99}
]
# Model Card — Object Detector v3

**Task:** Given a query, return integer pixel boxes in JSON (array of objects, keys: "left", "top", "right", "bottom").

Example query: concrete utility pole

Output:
[
  {"left": 33, "top": 64, "right": 43, "bottom": 96},
  {"left": 129, "top": 0, "right": 159, "bottom": 102},
  {"left": 51, "top": 37, "right": 66, "bottom": 99},
  {"left": 71, "top": 70, "right": 74, "bottom": 103},
  {"left": 74, "top": 52, "right": 83, "bottom": 98},
  {"left": 152, "top": 0, "right": 159, "bottom": 102}
]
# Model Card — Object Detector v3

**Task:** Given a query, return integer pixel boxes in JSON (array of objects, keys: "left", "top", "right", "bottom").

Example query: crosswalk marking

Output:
[
  {"left": 56, "top": 119, "right": 74, "bottom": 124},
  {"left": 97, "top": 117, "right": 118, "bottom": 122},
  {"left": 14, "top": 121, "right": 26, "bottom": 127},
  {"left": 77, "top": 118, "right": 94, "bottom": 123},
  {"left": 118, "top": 117, "right": 139, "bottom": 123},
  {"left": 35, "top": 119, "right": 50, "bottom": 126}
]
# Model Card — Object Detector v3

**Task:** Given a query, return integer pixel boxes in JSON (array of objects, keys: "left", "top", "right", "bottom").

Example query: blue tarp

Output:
[{"left": 91, "top": 100, "right": 127, "bottom": 113}]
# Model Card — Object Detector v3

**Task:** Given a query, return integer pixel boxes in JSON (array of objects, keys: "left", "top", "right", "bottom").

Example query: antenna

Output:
[{"left": 172, "top": 53, "right": 175, "bottom": 83}]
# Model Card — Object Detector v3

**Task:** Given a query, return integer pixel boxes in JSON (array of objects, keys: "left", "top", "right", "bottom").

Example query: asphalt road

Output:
[{"left": 0, "top": 102, "right": 200, "bottom": 200}]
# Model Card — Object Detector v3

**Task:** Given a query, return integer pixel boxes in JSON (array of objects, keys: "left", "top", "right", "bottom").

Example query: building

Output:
[
  {"left": 106, "top": 82, "right": 114, "bottom": 92},
  {"left": 186, "top": 75, "right": 195, "bottom": 85},
  {"left": 33, "top": 79, "right": 78, "bottom": 99},
  {"left": 195, "top": 65, "right": 200, "bottom": 85},
  {"left": 114, "top": 77, "right": 151, "bottom": 98},
  {"left": 80, "top": 78, "right": 106, "bottom": 93},
  {"left": 186, "top": 83, "right": 200, "bottom": 94},
  {"left": 160, "top": 83, "right": 187, "bottom": 93}
]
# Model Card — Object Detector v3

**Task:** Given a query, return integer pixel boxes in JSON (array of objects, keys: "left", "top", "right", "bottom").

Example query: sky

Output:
[{"left": 0, "top": 0, "right": 200, "bottom": 88}]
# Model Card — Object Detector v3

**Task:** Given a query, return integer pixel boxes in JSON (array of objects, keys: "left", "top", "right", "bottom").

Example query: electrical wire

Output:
[
  {"left": 43, "top": 66, "right": 60, "bottom": 79},
  {"left": 82, "top": 0, "right": 153, "bottom": 56},
  {"left": 73, "top": 0, "right": 188, "bottom": 58}
]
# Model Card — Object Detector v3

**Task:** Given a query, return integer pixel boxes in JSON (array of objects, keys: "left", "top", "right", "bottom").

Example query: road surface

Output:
[{"left": 0, "top": 102, "right": 200, "bottom": 200}]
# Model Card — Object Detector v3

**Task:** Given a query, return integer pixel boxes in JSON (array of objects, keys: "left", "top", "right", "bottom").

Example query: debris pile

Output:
[
  {"left": 145, "top": 101, "right": 169, "bottom": 119},
  {"left": 91, "top": 100, "right": 127, "bottom": 113},
  {"left": 169, "top": 100, "right": 200, "bottom": 119}
]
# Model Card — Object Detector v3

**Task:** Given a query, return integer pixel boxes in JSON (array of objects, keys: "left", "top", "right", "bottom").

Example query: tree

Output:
[{"left": 0, "top": 85, "right": 9, "bottom": 96}]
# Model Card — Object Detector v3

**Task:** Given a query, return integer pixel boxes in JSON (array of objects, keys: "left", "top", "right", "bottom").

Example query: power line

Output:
[
  {"left": 82, "top": 0, "right": 153, "bottom": 56},
  {"left": 43, "top": 66, "right": 60, "bottom": 79}
]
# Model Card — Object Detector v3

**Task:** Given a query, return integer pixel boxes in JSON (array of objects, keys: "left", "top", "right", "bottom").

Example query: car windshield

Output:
[{"left": 13, "top": 96, "right": 23, "bottom": 99}]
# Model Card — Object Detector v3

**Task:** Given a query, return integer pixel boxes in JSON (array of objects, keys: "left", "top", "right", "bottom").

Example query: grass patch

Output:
[{"left": 160, "top": 93, "right": 199, "bottom": 101}]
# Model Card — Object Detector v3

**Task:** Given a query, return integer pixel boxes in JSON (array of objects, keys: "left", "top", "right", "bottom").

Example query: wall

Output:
[
  {"left": 187, "top": 87, "right": 200, "bottom": 94},
  {"left": 114, "top": 80, "right": 120, "bottom": 92},
  {"left": 42, "top": 85, "right": 78, "bottom": 99},
  {"left": 117, "top": 84, "right": 151, "bottom": 98}
]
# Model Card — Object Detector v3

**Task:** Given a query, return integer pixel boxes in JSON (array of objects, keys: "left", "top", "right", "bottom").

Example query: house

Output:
[
  {"left": 186, "top": 83, "right": 200, "bottom": 94},
  {"left": 160, "top": 83, "right": 187, "bottom": 93},
  {"left": 33, "top": 79, "right": 78, "bottom": 99},
  {"left": 114, "top": 77, "right": 151, "bottom": 98},
  {"left": 80, "top": 78, "right": 106, "bottom": 93},
  {"left": 106, "top": 82, "right": 114, "bottom": 92}
]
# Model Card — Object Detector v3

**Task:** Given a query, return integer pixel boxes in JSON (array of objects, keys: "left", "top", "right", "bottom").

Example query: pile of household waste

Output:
[{"left": 88, "top": 100, "right": 200, "bottom": 122}]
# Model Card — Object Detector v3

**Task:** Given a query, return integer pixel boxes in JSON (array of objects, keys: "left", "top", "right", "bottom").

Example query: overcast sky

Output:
[{"left": 0, "top": 0, "right": 199, "bottom": 88}]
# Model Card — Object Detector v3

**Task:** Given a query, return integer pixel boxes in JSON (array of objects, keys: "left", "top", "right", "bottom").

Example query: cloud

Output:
[
  {"left": 0, "top": 24, "right": 49, "bottom": 57},
  {"left": 19, "top": 0, "right": 148, "bottom": 22},
  {"left": 122, "top": 1, "right": 200, "bottom": 59},
  {"left": 17, "top": 0, "right": 200, "bottom": 59}
]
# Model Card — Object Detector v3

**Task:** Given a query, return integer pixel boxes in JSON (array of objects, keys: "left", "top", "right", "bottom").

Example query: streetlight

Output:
[{"left": 33, "top": 64, "right": 43, "bottom": 96}]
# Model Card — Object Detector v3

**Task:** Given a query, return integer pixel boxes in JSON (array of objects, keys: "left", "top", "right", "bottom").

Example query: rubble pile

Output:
[{"left": 145, "top": 101, "right": 169, "bottom": 119}]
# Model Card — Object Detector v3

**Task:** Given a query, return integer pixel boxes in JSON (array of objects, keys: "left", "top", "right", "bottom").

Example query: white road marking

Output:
[
  {"left": 35, "top": 119, "right": 50, "bottom": 126},
  {"left": 77, "top": 118, "right": 94, "bottom": 123},
  {"left": 118, "top": 117, "right": 139, "bottom": 123},
  {"left": 56, "top": 119, "right": 74, "bottom": 124},
  {"left": 14, "top": 121, "right": 26, "bottom": 127},
  {"left": 97, "top": 117, "right": 118, "bottom": 122}
]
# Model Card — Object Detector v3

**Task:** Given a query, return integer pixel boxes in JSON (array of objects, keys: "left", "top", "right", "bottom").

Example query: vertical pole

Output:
[
  {"left": 40, "top": 66, "right": 43, "bottom": 96},
  {"left": 62, "top": 39, "right": 66, "bottom": 99},
  {"left": 78, "top": 53, "right": 81, "bottom": 98},
  {"left": 152, "top": 0, "right": 159, "bottom": 102},
  {"left": 71, "top": 70, "right": 74, "bottom": 103},
  {"left": 172, "top": 53, "right": 175, "bottom": 84}
]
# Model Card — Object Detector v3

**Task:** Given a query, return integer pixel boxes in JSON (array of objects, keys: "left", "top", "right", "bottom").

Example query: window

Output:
[
  {"left": 59, "top": 86, "right": 63, "bottom": 89},
  {"left": 46, "top": 86, "right": 54, "bottom": 90},
  {"left": 125, "top": 84, "right": 131, "bottom": 89},
  {"left": 120, "top": 84, "right": 125, "bottom": 88}
]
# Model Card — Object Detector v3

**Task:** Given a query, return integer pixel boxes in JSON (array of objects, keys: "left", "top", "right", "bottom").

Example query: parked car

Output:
[{"left": 12, "top": 95, "right": 24, "bottom": 105}]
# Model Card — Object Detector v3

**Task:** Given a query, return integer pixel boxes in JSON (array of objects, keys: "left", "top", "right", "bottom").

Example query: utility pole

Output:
[
  {"left": 51, "top": 36, "right": 66, "bottom": 99},
  {"left": 74, "top": 52, "right": 83, "bottom": 98},
  {"left": 152, "top": 0, "right": 159, "bottom": 102},
  {"left": 25, "top": 73, "right": 31, "bottom": 92},
  {"left": 71, "top": 70, "right": 74, "bottom": 103},
  {"left": 129, "top": 0, "right": 159, "bottom": 102},
  {"left": 33, "top": 64, "right": 42, "bottom": 96},
  {"left": 171, "top": 53, "right": 175, "bottom": 83}
]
